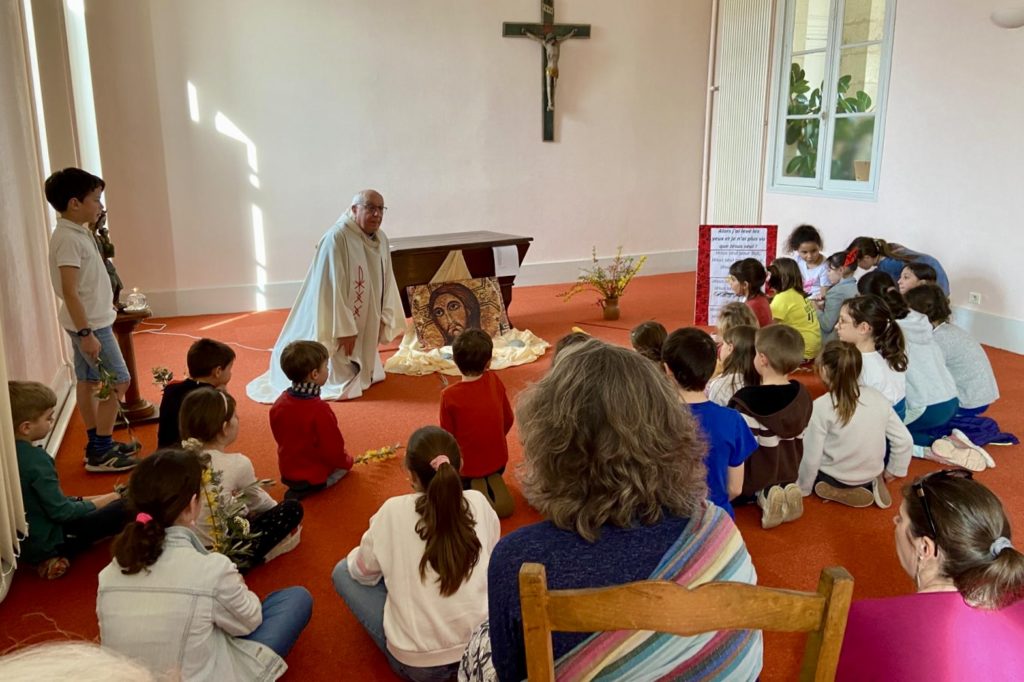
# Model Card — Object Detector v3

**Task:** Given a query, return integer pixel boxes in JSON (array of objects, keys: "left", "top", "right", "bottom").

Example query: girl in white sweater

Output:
[
  {"left": 836, "top": 294, "right": 907, "bottom": 416},
  {"left": 333, "top": 426, "right": 500, "bottom": 682},
  {"left": 797, "top": 341, "right": 912, "bottom": 508}
]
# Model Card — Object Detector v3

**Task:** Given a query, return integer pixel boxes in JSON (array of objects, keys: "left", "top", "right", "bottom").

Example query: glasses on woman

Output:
[{"left": 912, "top": 469, "right": 974, "bottom": 539}]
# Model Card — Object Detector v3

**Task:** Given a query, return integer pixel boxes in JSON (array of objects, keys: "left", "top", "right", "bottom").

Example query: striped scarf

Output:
[{"left": 553, "top": 504, "right": 763, "bottom": 681}]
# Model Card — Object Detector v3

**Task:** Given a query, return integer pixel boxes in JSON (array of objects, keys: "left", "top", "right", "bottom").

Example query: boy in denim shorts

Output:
[{"left": 45, "top": 168, "right": 138, "bottom": 472}]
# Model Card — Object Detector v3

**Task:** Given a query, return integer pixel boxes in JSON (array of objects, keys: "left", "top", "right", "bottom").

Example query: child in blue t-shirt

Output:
[{"left": 663, "top": 328, "right": 757, "bottom": 517}]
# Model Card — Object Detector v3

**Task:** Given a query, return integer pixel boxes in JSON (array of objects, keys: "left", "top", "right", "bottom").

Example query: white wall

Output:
[
  {"left": 762, "top": 0, "right": 1024, "bottom": 351},
  {"left": 83, "top": 0, "right": 713, "bottom": 315}
]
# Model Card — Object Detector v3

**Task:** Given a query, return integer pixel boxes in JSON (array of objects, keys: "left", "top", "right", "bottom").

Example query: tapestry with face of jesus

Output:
[{"left": 407, "top": 277, "right": 510, "bottom": 351}]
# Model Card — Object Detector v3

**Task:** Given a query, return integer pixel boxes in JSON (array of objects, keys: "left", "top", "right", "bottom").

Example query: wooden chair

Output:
[{"left": 519, "top": 563, "right": 854, "bottom": 682}]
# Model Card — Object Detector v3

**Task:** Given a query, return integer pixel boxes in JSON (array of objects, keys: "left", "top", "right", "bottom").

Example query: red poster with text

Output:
[{"left": 695, "top": 225, "right": 777, "bottom": 326}]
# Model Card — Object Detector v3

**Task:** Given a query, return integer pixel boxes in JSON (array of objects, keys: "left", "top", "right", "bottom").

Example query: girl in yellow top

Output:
[{"left": 768, "top": 257, "right": 822, "bottom": 359}]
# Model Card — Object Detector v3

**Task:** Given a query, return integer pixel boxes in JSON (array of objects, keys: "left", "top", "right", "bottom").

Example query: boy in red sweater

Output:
[
  {"left": 270, "top": 340, "right": 353, "bottom": 501},
  {"left": 440, "top": 329, "right": 515, "bottom": 518}
]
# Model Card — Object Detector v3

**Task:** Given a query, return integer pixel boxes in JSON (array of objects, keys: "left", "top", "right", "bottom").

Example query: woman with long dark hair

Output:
[{"left": 333, "top": 426, "right": 500, "bottom": 682}]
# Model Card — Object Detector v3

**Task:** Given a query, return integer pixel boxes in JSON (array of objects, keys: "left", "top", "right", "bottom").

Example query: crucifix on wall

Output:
[{"left": 503, "top": 1, "right": 590, "bottom": 142}]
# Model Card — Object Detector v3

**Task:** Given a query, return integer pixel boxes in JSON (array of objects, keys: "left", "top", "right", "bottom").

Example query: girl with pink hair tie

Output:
[{"left": 332, "top": 426, "right": 500, "bottom": 681}]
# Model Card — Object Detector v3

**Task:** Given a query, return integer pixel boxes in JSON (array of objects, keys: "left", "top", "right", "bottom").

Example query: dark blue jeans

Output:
[
  {"left": 241, "top": 586, "right": 313, "bottom": 658},
  {"left": 906, "top": 397, "right": 959, "bottom": 446}
]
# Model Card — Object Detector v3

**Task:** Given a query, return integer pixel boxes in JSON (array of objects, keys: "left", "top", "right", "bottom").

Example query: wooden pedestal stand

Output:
[{"left": 113, "top": 308, "right": 159, "bottom": 427}]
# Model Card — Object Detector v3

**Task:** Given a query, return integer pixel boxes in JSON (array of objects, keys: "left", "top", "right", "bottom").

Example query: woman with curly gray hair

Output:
[{"left": 459, "top": 339, "right": 763, "bottom": 682}]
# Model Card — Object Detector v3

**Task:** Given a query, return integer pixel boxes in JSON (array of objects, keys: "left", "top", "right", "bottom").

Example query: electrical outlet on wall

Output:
[{"left": 968, "top": 292, "right": 983, "bottom": 305}]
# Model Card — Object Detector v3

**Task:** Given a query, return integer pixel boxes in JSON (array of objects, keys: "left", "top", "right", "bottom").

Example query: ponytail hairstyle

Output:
[
  {"left": 406, "top": 426, "right": 482, "bottom": 597},
  {"left": 905, "top": 283, "right": 952, "bottom": 326},
  {"left": 787, "top": 224, "right": 824, "bottom": 253},
  {"left": 816, "top": 341, "right": 862, "bottom": 427},
  {"left": 843, "top": 295, "right": 908, "bottom": 372},
  {"left": 719, "top": 325, "right": 760, "bottom": 389},
  {"left": 901, "top": 473, "right": 1024, "bottom": 610},
  {"left": 179, "top": 387, "right": 236, "bottom": 445},
  {"left": 857, "top": 270, "right": 910, "bottom": 319},
  {"left": 728, "top": 258, "right": 768, "bottom": 299},
  {"left": 767, "top": 257, "right": 806, "bottom": 297},
  {"left": 111, "top": 449, "right": 203, "bottom": 575},
  {"left": 826, "top": 250, "right": 857, "bottom": 279}
]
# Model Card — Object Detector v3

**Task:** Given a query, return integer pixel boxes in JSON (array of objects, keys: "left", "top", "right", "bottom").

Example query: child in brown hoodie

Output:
[{"left": 729, "top": 325, "right": 813, "bottom": 529}]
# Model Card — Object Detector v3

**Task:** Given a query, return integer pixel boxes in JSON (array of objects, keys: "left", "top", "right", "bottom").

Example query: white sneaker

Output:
[
  {"left": 950, "top": 429, "right": 996, "bottom": 468},
  {"left": 263, "top": 526, "right": 302, "bottom": 563},
  {"left": 929, "top": 438, "right": 987, "bottom": 472},
  {"left": 756, "top": 486, "right": 787, "bottom": 530}
]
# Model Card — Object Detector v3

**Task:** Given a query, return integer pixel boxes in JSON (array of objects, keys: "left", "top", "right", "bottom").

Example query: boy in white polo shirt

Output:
[{"left": 45, "top": 168, "right": 137, "bottom": 472}]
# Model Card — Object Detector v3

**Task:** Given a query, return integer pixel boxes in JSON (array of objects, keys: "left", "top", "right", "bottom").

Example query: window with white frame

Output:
[{"left": 770, "top": 0, "right": 896, "bottom": 196}]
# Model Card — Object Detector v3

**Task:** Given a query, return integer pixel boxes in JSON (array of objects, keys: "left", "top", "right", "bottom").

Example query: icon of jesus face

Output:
[
  {"left": 427, "top": 283, "right": 482, "bottom": 346},
  {"left": 433, "top": 294, "right": 468, "bottom": 343}
]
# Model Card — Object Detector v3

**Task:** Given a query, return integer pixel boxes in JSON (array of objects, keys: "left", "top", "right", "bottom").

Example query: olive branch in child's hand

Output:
[
  {"left": 152, "top": 366, "right": 174, "bottom": 388},
  {"left": 201, "top": 463, "right": 264, "bottom": 570}
]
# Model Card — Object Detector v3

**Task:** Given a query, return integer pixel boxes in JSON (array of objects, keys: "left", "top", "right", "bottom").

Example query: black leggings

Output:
[
  {"left": 57, "top": 498, "right": 128, "bottom": 558},
  {"left": 249, "top": 500, "right": 303, "bottom": 563}
]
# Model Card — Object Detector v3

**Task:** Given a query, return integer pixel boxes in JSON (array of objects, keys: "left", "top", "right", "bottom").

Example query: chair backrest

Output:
[{"left": 519, "top": 562, "right": 854, "bottom": 682}]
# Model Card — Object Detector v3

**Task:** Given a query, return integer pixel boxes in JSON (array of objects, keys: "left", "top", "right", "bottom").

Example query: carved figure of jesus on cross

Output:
[{"left": 503, "top": 0, "right": 590, "bottom": 141}]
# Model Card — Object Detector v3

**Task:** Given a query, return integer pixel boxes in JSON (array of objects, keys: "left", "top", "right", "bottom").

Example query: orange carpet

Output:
[{"left": 2, "top": 273, "right": 1021, "bottom": 680}]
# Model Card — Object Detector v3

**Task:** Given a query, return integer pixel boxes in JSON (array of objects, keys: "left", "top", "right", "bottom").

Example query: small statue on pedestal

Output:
[{"left": 91, "top": 210, "right": 124, "bottom": 309}]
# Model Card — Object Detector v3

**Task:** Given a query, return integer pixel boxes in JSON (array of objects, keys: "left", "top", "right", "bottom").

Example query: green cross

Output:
[{"left": 503, "top": 1, "right": 591, "bottom": 142}]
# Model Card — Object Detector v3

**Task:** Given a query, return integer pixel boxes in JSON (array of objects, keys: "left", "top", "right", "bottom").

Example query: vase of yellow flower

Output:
[{"left": 559, "top": 247, "right": 646, "bottom": 320}]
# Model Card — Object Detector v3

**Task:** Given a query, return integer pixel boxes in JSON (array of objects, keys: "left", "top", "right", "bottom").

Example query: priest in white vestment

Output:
[{"left": 247, "top": 190, "right": 405, "bottom": 403}]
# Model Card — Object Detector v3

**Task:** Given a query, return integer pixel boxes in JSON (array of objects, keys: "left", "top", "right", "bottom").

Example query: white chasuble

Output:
[{"left": 246, "top": 212, "right": 405, "bottom": 403}]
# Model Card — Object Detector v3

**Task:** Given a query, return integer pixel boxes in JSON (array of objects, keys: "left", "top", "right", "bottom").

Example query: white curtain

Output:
[{"left": 0, "top": 0, "right": 77, "bottom": 589}]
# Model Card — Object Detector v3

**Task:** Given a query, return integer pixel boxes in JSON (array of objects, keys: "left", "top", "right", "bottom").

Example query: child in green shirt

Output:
[{"left": 10, "top": 381, "right": 126, "bottom": 578}]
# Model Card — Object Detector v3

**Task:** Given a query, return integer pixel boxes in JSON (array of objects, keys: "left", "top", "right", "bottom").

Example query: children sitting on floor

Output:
[
  {"left": 728, "top": 257, "right": 773, "bottom": 327},
  {"left": 796, "top": 341, "right": 912, "bottom": 508},
  {"left": 905, "top": 284, "right": 999, "bottom": 418},
  {"left": 630, "top": 320, "right": 667, "bottom": 363},
  {"left": 180, "top": 387, "right": 304, "bottom": 566},
  {"left": 269, "top": 340, "right": 353, "bottom": 501},
  {"left": 858, "top": 272, "right": 961, "bottom": 450},
  {"left": 157, "top": 338, "right": 235, "bottom": 448},
  {"left": 333, "top": 426, "right": 500, "bottom": 681},
  {"left": 728, "top": 325, "right": 813, "bottom": 529},
  {"left": 768, "top": 257, "right": 822, "bottom": 359},
  {"left": 706, "top": 325, "right": 759, "bottom": 407},
  {"left": 97, "top": 448, "right": 312, "bottom": 680},
  {"left": 9, "top": 381, "right": 126, "bottom": 579},
  {"left": 663, "top": 328, "right": 757, "bottom": 518},
  {"left": 439, "top": 329, "right": 515, "bottom": 518}
]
